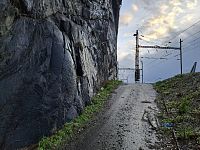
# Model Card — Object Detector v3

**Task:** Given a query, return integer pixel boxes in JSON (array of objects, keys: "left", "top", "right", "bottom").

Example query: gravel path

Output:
[{"left": 64, "top": 84, "right": 159, "bottom": 150}]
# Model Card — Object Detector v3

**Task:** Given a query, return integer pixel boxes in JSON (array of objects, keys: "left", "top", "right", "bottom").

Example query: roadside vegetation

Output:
[
  {"left": 38, "top": 80, "right": 122, "bottom": 150},
  {"left": 154, "top": 73, "right": 200, "bottom": 149}
]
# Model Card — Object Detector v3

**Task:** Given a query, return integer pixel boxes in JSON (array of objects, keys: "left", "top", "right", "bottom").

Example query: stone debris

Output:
[{"left": 142, "top": 108, "right": 159, "bottom": 130}]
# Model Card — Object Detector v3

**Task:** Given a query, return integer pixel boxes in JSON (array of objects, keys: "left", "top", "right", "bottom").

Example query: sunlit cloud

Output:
[
  {"left": 132, "top": 4, "right": 139, "bottom": 12},
  {"left": 119, "top": 4, "right": 139, "bottom": 27},
  {"left": 160, "top": 5, "right": 169, "bottom": 14},
  {"left": 119, "top": 13, "right": 133, "bottom": 26},
  {"left": 169, "top": 0, "right": 181, "bottom": 6},
  {"left": 180, "top": 14, "right": 195, "bottom": 24},
  {"left": 187, "top": 0, "right": 198, "bottom": 9},
  {"left": 117, "top": 0, "right": 200, "bottom": 82},
  {"left": 141, "top": 0, "right": 197, "bottom": 41}
]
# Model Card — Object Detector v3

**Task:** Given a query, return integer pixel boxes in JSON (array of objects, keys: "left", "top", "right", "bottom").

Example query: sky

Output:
[{"left": 117, "top": 0, "right": 200, "bottom": 83}]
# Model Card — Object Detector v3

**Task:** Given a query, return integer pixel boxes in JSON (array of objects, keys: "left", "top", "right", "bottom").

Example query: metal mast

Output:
[{"left": 134, "top": 30, "right": 140, "bottom": 82}]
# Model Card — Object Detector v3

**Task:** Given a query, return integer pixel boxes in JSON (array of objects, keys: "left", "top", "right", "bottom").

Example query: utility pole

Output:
[
  {"left": 138, "top": 39, "right": 182, "bottom": 75},
  {"left": 141, "top": 60, "right": 144, "bottom": 83},
  {"left": 134, "top": 30, "right": 140, "bottom": 82},
  {"left": 133, "top": 30, "right": 183, "bottom": 82},
  {"left": 180, "top": 39, "right": 183, "bottom": 74}
]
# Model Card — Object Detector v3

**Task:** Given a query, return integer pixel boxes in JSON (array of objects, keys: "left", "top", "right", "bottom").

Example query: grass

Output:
[
  {"left": 176, "top": 125, "right": 198, "bottom": 140},
  {"left": 38, "top": 80, "right": 122, "bottom": 150},
  {"left": 154, "top": 73, "right": 200, "bottom": 148}
]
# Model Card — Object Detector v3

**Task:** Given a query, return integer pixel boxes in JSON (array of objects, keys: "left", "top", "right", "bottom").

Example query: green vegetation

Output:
[
  {"left": 38, "top": 80, "right": 122, "bottom": 150},
  {"left": 176, "top": 125, "right": 198, "bottom": 140},
  {"left": 154, "top": 73, "right": 200, "bottom": 147},
  {"left": 178, "top": 98, "right": 190, "bottom": 114}
]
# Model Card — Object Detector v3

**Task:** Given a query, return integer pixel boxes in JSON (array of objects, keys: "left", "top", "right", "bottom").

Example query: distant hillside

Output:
[{"left": 154, "top": 73, "right": 200, "bottom": 149}]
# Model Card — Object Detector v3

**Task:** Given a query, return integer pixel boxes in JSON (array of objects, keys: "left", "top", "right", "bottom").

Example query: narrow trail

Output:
[{"left": 65, "top": 84, "right": 159, "bottom": 150}]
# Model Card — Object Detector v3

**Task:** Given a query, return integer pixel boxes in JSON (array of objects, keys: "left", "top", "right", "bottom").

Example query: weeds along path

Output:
[{"left": 64, "top": 84, "right": 159, "bottom": 150}]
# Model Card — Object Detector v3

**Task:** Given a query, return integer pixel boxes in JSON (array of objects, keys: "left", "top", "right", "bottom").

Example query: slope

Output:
[{"left": 154, "top": 73, "right": 200, "bottom": 149}]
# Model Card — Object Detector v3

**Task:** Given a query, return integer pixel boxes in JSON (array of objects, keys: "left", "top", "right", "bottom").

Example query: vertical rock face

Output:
[{"left": 0, "top": 0, "right": 122, "bottom": 149}]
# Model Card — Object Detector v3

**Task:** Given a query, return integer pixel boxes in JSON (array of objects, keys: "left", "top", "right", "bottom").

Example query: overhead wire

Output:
[
  {"left": 138, "top": 19, "right": 200, "bottom": 72},
  {"left": 145, "top": 40, "right": 200, "bottom": 69},
  {"left": 183, "top": 36, "right": 200, "bottom": 49},
  {"left": 141, "top": 19, "right": 200, "bottom": 68},
  {"left": 182, "top": 30, "right": 200, "bottom": 41},
  {"left": 162, "top": 19, "right": 200, "bottom": 45}
]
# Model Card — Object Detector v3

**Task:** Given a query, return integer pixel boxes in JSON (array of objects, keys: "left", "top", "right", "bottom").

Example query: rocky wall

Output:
[{"left": 0, "top": 0, "right": 121, "bottom": 149}]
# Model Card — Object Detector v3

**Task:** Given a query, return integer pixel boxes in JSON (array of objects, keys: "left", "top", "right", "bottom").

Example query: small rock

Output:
[
  {"left": 139, "top": 147, "right": 144, "bottom": 150},
  {"left": 119, "top": 124, "right": 123, "bottom": 127}
]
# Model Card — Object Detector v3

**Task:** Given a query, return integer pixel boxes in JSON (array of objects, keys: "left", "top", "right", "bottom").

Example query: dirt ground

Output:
[{"left": 64, "top": 84, "right": 160, "bottom": 150}]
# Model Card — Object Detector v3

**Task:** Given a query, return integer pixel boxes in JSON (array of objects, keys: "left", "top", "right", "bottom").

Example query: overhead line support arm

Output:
[{"left": 139, "top": 45, "right": 180, "bottom": 50}]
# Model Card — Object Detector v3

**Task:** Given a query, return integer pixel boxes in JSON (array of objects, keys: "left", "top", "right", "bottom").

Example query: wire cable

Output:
[{"left": 163, "top": 19, "right": 200, "bottom": 45}]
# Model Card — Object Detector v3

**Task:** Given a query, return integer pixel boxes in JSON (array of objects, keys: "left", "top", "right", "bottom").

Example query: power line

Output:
[
  {"left": 143, "top": 49, "right": 178, "bottom": 66},
  {"left": 183, "top": 42, "right": 200, "bottom": 52},
  {"left": 163, "top": 19, "right": 200, "bottom": 45},
  {"left": 155, "top": 35, "right": 200, "bottom": 62},
  {"left": 141, "top": 56, "right": 168, "bottom": 60},
  {"left": 182, "top": 30, "right": 200, "bottom": 41},
  {"left": 143, "top": 47, "right": 178, "bottom": 67},
  {"left": 138, "top": 29, "right": 163, "bottom": 45},
  {"left": 183, "top": 36, "right": 200, "bottom": 48},
  {"left": 182, "top": 44, "right": 200, "bottom": 55},
  {"left": 136, "top": 19, "right": 200, "bottom": 76},
  {"left": 145, "top": 41, "right": 199, "bottom": 69}
]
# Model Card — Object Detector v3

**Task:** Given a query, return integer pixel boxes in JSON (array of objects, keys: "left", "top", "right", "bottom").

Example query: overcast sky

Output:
[{"left": 117, "top": 0, "right": 200, "bottom": 83}]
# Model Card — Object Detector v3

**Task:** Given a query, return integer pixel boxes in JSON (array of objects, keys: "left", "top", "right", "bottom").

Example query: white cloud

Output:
[
  {"left": 187, "top": 0, "right": 198, "bottom": 9},
  {"left": 132, "top": 4, "right": 139, "bottom": 12},
  {"left": 119, "top": 4, "right": 139, "bottom": 27},
  {"left": 117, "top": 0, "right": 200, "bottom": 82},
  {"left": 119, "top": 13, "right": 133, "bottom": 26},
  {"left": 140, "top": 0, "right": 199, "bottom": 41}
]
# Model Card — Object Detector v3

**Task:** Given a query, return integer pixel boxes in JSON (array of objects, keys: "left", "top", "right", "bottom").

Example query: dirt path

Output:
[{"left": 64, "top": 84, "right": 159, "bottom": 150}]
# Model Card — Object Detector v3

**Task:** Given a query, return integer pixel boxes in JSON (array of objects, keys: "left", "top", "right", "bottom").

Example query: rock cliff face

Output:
[{"left": 0, "top": 0, "right": 122, "bottom": 149}]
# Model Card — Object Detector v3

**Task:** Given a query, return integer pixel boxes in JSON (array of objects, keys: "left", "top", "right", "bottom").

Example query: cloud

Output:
[
  {"left": 119, "top": 4, "right": 139, "bottom": 27},
  {"left": 119, "top": 13, "right": 133, "bottom": 26},
  {"left": 132, "top": 4, "right": 139, "bottom": 12},
  {"left": 140, "top": 0, "right": 199, "bottom": 41},
  {"left": 187, "top": 0, "right": 198, "bottom": 9},
  {"left": 142, "top": 3, "right": 183, "bottom": 40},
  {"left": 117, "top": 0, "right": 200, "bottom": 83},
  {"left": 180, "top": 14, "right": 195, "bottom": 25},
  {"left": 169, "top": 0, "right": 181, "bottom": 6}
]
